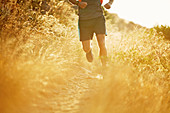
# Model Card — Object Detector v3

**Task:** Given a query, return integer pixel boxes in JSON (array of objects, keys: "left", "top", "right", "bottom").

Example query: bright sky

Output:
[{"left": 104, "top": 0, "right": 170, "bottom": 28}]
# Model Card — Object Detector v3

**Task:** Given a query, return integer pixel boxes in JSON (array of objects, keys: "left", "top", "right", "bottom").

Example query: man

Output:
[{"left": 69, "top": 0, "right": 114, "bottom": 66}]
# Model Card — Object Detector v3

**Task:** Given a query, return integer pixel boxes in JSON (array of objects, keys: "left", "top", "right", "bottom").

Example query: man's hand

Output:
[
  {"left": 78, "top": 2, "right": 87, "bottom": 9},
  {"left": 104, "top": 3, "right": 111, "bottom": 9}
]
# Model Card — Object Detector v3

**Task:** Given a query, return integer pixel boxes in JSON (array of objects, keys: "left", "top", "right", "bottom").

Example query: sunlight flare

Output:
[{"left": 105, "top": 0, "right": 170, "bottom": 27}]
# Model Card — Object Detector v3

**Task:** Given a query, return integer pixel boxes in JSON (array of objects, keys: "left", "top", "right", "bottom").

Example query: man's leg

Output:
[
  {"left": 96, "top": 34, "right": 107, "bottom": 66},
  {"left": 82, "top": 40, "right": 93, "bottom": 62}
]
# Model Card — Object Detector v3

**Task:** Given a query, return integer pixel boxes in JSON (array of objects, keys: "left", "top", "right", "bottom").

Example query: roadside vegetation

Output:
[{"left": 153, "top": 25, "right": 170, "bottom": 40}]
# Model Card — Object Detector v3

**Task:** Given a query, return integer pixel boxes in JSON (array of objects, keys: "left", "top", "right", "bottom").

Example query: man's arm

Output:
[
  {"left": 69, "top": 0, "right": 79, "bottom": 5},
  {"left": 104, "top": 0, "right": 114, "bottom": 9},
  {"left": 108, "top": 0, "right": 114, "bottom": 5},
  {"left": 69, "top": 0, "right": 87, "bottom": 9}
]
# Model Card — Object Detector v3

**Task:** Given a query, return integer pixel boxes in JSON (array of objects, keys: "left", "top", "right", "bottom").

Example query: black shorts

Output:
[{"left": 78, "top": 16, "right": 107, "bottom": 41}]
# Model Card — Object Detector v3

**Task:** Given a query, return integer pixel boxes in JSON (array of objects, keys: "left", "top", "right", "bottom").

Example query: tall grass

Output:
[
  {"left": 0, "top": 1, "right": 85, "bottom": 113},
  {"left": 0, "top": 1, "right": 170, "bottom": 113}
]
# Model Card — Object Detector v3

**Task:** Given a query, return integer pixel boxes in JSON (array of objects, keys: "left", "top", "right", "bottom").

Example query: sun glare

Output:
[{"left": 104, "top": 0, "right": 170, "bottom": 28}]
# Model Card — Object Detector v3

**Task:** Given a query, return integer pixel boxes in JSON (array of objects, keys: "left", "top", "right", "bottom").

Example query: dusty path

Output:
[{"left": 26, "top": 66, "right": 102, "bottom": 113}]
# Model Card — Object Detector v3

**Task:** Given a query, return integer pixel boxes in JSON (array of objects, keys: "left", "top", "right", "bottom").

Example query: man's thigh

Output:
[{"left": 96, "top": 34, "right": 106, "bottom": 47}]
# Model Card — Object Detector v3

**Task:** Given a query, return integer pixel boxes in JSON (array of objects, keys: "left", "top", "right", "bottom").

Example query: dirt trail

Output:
[{"left": 27, "top": 67, "right": 101, "bottom": 113}]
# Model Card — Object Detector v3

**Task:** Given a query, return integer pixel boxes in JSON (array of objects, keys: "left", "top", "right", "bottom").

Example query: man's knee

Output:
[
  {"left": 83, "top": 46, "right": 91, "bottom": 53},
  {"left": 99, "top": 43, "right": 107, "bottom": 56},
  {"left": 98, "top": 40, "right": 106, "bottom": 50},
  {"left": 100, "top": 45, "right": 107, "bottom": 54},
  {"left": 82, "top": 40, "right": 91, "bottom": 53}
]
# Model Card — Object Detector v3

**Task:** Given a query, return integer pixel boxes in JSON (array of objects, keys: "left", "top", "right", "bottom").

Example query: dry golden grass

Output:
[{"left": 0, "top": 1, "right": 170, "bottom": 113}]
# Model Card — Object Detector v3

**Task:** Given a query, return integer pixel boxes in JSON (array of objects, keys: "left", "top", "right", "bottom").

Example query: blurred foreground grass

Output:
[{"left": 0, "top": 1, "right": 170, "bottom": 113}]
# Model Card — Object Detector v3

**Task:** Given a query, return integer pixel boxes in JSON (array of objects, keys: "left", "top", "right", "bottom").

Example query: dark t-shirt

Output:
[{"left": 78, "top": 0, "right": 103, "bottom": 20}]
